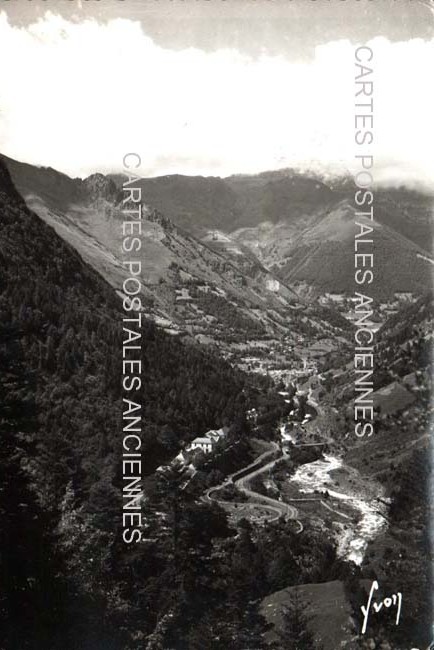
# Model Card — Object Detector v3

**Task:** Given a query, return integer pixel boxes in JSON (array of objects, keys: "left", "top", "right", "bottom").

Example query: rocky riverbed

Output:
[{"left": 290, "top": 454, "right": 388, "bottom": 565}]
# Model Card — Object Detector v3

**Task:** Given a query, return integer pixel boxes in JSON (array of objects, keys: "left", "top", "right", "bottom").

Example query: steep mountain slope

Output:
[
  {"left": 108, "top": 165, "right": 434, "bottom": 259},
  {"left": 122, "top": 173, "right": 243, "bottom": 235},
  {"left": 6, "top": 150, "right": 431, "bottom": 328},
  {"left": 0, "top": 157, "right": 282, "bottom": 648},
  {"left": 0, "top": 157, "right": 270, "bottom": 480},
  {"left": 262, "top": 295, "right": 434, "bottom": 649},
  {"left": 345, "top": 296, "right": 433, "bottom": 647},
  {"left": 1, "top": 154, "right": 351, "bottom": 350},
  {"left": 246, "top": 199, "right": 433, "bottom": 299},
  {"left": 107, "top": 168, "right": 338, "bottom": 235},
  {"left": 0, "top": 158, "right": 355, "bottom": 650},
  {"left": 2, "top": 157, "right": 431, "bottom": 649},
  {"left": 230, "top": 174, "right": 433, "bottom": 298},
  {"left": 109, "top": 163, "right": 434, "bottom": 298},
  {"left": 374, "top": 187, "right": 433, "bottom": 254},
  {"left": 227, "top": 170, "right": 337, "bottom": 227}
]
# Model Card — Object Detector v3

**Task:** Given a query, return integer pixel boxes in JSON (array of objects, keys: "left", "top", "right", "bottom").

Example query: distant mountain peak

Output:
[{"left": 82, "top": 173, "right": 119, "bottom": 203}]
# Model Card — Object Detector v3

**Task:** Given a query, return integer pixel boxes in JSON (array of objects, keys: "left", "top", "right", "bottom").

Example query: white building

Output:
[
  {"left": 187, "top": 427, "right": 227, "bottom": 454},
  {"left": 188, "top": 437, "right": 216, "bottom": 454}
]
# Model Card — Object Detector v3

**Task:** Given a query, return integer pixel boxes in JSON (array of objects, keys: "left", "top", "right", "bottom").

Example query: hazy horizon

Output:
[
  {"left": 4, "top": 149, "right": 434, "bottom": 197},
  {"left": 0, "top": 3, "right": 433, "bottom": 188}
]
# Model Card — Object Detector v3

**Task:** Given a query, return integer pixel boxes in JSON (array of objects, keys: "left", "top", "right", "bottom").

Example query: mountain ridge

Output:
[
  {"left": 1, "top": 153, "right": 353, "bottom": 351},
  {"left": 3, "top": 151, "right": 432, "bottom": 306}
]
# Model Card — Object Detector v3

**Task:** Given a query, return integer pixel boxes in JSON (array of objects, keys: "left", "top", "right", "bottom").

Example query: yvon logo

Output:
[{"left": 361, "top": 580, "right": 403, "bottom": 635}]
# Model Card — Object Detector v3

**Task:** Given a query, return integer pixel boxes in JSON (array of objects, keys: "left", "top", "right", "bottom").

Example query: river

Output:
[{"left": 290, "top": 454, "right": 387, "bottom": 565}]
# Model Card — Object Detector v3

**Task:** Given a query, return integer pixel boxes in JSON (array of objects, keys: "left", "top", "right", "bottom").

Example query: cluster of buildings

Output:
[
  {"left": 156, "top": 427, "right": 228, "bottom": 476},
  {"left": 186, "top": 428, "right": 227, "bottom": 454}
]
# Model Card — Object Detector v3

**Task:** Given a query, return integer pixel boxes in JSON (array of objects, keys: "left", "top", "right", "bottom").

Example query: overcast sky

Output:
[{"left": 0, "top": 0, "right": 433, "bottom": 186}]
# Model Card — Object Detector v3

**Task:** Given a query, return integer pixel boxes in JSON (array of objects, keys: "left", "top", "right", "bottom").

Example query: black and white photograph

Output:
[{"left": 0, "top": 1, "right": 433, "bottom": 648}]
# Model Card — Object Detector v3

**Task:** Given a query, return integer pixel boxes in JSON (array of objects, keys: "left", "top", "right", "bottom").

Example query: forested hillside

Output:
[
  {"left": 3, "top": 153, "right": 331, "bottom": 347},
  {"left": 343, "top": 294, "right": 434, "bottom": 648},
  {"left": 0, "top": 160, "right": 278, "bottom": 648}
]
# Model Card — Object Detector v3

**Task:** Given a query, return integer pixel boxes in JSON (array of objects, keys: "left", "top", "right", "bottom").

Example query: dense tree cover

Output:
[
  {"left": 356, "top": 448, "right": 432, "bottom": 649},
  {"left": 0, "top": 326, "right": 66, "bottom": 648},
  {"left": 343, "top": 296, "right": 434, "bottom": 649},
  {"left": 0, "top": 162, "right": 285, "bottom": 647},
  {"left": 197, "top": 292, "right": 266, "bottom": 338},
  {"left": 132, "top": 469, "right": 347, "bottom": 650},
  {"left": 0, "top": 160, "right": 270, "bottom": 488},
  {"left": 308, "top": 304, "right": 354, "bottom": 334},
  {"left": 374, "top": 294, "right": 433, "bottom": 389},
  {"left": 2, "top": 160, "right": 431, "bottom": 649}
]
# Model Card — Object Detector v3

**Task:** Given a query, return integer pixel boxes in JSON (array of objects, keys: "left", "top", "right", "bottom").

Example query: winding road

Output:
[
  {"left": 202, "top": 385, "right": 327, "bottom": 533},
  {"left": 204, "top": 441, "right": 304, "bottom": 533}
]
